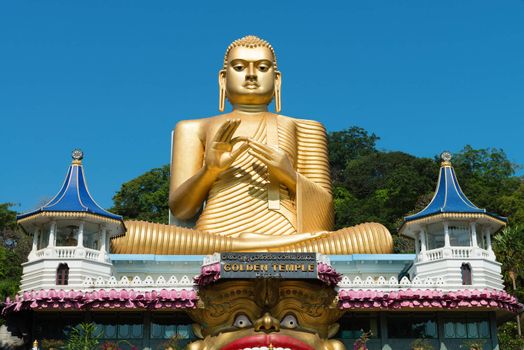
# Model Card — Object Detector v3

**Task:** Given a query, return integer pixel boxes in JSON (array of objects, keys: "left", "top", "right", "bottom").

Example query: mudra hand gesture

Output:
[
  {"left": 248, "top": 138, "right": 297, "bottom": 193},
  {"left": 206, "top": 119, "right": 297, "bottom": 193},
  {"left": 205, "top": 119, "right": 248, "bottom": 174}
]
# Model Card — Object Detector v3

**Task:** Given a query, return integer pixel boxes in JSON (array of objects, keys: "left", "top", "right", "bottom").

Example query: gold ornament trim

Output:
[
  {"left": 402, "top": 212, "right": 507, "bottom": 230},
  {"left": 17, "top": 211, "right": 123, "bottom": 226}
]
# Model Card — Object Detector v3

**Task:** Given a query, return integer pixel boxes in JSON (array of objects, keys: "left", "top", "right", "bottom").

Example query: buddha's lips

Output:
[{"left": 221, "top": 334, "right": 314, "bottom": 350}]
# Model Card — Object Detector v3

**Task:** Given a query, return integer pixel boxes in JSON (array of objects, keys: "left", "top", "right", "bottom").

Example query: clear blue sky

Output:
[{"left": 1, "top": 1, "right": 523, "bottom": 212}]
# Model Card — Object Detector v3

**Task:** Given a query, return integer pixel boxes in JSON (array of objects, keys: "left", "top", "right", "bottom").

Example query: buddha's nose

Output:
[
  {"left": 254, "top": 312, "right": 280, "bottom": 333},
  {"left": 246, "top": 62, "right": 256, "bottom": 79}
]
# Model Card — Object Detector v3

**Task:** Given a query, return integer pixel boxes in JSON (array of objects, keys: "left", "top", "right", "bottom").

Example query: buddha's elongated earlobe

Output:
[
  {"left": 218, "top": 70, "right": 226, "bottom": 112},
  {"left": 274, "top": 71, "right": 282, "bottom": 113}
]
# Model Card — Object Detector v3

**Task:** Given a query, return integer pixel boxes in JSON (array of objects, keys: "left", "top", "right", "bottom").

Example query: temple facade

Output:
[{"left": 0, "top": 150, "right": 520, "bottom": 350}]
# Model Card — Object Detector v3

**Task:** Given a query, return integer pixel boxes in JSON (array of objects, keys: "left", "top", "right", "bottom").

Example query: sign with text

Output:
[{"left": 220, "top": 252, "right": 317, "bottom": 279}]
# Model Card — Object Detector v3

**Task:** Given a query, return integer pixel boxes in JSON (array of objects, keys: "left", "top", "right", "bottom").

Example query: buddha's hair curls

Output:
[{"left": 223, "top": 35, "right": 278, "bottom": 70}]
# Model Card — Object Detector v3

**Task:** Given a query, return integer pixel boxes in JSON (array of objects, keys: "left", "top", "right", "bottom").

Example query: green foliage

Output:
[
  {"left": 41, "top": 338, "right": 65, "bottom": 350},
  {"left": 333, "top": 151, "right": 437, "bottom": 232},
  {"left": 460, "top": 339, "right": 485, "bottom": 350},
  {"left": 453, "top": 145, "right": 523, "bottom": 218},
  {"left": 111, "top": 165, "right": 170, "bottom": 224},
  {"left": 493, "top": 225, "right": 524, "bottom": 300},
  {"left": 498, "top": 321, "right": 524, "bottom": 350},
  {"left": 0, "top": 203, "right": 17, "bottom": 231},
  {"left": 410, "top": 338, "right": 434, "bottom": 350},
  {"left": 498, "top": 181, "right": 524, "bottom": 224},
  {"left": 0, "top": 203, "right": 30, "bottom": 299},
  {"left": 328, "top": 127, "right": 379, "bottom": 184},
  {"left": 65, "top": 322, "right": 101, "bottom": 350}
]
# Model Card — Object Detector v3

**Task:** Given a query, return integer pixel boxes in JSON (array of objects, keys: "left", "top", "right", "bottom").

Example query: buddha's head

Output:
[
  {"left": 187, "top": 280, "right": 346, "bottom": 350},
  {"left": 219, "top": 35, "right": 282, "bottom": 112}
]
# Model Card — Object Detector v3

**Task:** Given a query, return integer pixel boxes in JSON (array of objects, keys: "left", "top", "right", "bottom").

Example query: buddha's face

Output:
[
  {"left": 221, "top": 46, "right": 280, "bottom": 106},
  {"left": 187, "top": 281, "right": 346, "bottom": 350}
]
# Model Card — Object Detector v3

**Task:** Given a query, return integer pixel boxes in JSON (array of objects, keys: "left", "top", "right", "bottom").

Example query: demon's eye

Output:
[
  {"left": 233, "top": 314, "right": 252, "bottom": 328},
  {"left": 280, "top": 314, "right": 298, "bottom": 329}
]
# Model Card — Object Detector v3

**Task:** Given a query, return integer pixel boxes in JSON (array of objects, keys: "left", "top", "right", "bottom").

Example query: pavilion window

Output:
[
  {"left": 56, "top": 263, "right": 69, "bottom": 285},
  {"left": 461, "top": 263, "right": 472, "bottom": 285},
  {"left": 444, "top": 317, "right": 490, "bottom": 339},
  {"left": 449, "top": 223, "right": 470, "bottom": 246},
  {"left": 55, "top": 223, "right": 79, "bottom": 246},
  {"left": 387, "top": 314, "right": 438, "bottom": 339},
  {"left": 336, "top": 313, "right": 379, "bottom": 339}
]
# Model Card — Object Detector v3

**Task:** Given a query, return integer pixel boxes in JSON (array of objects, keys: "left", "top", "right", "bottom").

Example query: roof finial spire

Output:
[
  {"left": 440, "top": 151, "right": 452, "bottom": 167},
  {"left": 71, "top": 149, "right": 84, "bottom": 165}
]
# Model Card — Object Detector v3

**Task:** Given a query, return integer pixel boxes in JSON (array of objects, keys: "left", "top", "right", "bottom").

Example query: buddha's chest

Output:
[{"left": 204, "top": 115, "right": 298, "bottom": 161}]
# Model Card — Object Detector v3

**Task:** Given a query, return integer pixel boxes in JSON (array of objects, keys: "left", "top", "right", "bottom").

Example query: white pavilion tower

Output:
[
  {"left": 399, "top": 152, "right": 507, "bottom": 291},
  {"left": 16, "top": 150, "right": 125, "bottom": 291}
]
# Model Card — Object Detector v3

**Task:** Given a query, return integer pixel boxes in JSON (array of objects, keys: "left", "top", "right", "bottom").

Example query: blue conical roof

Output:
[
  {"left": 404, "top": 152, "right": 507, "bottom": 223},
  {"left": 17, "top": 150, "right": 123, "bottom": 222}
]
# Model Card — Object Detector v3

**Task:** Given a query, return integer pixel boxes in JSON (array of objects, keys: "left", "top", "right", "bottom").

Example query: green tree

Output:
[
  {"left": 65, "top": 323, "right": 101, "bottom": 350},
  {"left": 328, "top": 127, "right": 379, "bottom": 184},
  {"left": 111, "top": 165, "right": 170, "bottom": 224},
  {"left": 0, "top": 203, "right": 30, "bottom": 299},
  {"left": 453, "top": 145, "right": 522, "bottom": 217},
  {"left": 498, "top": 321, "right": 524, "bottom": 350},
  {"left": 334, "top": 151, "right": 437, "bottom": 232},
  {"left": 493, "top": 224, "right": 524, "bottom": 339},
  {"left": 498, "top": 181, "right": 524, "bottom": 225}
]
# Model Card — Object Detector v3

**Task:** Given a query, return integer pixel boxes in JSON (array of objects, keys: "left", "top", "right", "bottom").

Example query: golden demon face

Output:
[{"left": 187, "top": 280, "right": 346, "bottom": 350}]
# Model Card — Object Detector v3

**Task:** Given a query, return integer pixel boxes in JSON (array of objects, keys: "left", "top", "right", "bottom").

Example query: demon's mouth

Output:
[{"left": 221, "top": 334, "right": 314, "bottom": 350}]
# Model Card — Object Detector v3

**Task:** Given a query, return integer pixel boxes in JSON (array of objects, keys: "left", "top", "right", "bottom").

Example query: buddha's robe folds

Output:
[
  {"left": 196, "top": 115, "right": 333, "bottom": 237},
  {"left": 111, "top": 115, "right": 393, "bottom": 255}
]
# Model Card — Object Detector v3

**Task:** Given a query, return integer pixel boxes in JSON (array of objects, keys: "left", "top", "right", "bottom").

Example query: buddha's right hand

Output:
[{"left": 205, "top": 119, "right": 248, "bottom": 174}]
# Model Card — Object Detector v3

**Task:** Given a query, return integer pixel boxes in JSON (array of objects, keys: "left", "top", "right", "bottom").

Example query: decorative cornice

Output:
[
  {"left": 2, "top": 288, "right": 197, "bottom": 315},
  {"left": 17, "top": 211, "right": 123, "bottom": 225},
  {"left": 338, "top": 288, "right": 521, "bottom": 313},
  {"left": 402, "top": 212, "right": 507, "bottom": 229}
]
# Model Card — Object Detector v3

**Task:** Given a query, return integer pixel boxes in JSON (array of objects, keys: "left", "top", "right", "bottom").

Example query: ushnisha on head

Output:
[{"left": 219, "top": 35, "right": 282, "bottom": 112}]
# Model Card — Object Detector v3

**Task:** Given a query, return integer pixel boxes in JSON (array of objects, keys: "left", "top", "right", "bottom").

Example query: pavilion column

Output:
[
  {"left": 484, "top": 227, "right": 495, "bottom": 259},
  {"left": 444, "top": 222, "right": 450, "bottom": 247},
  {"left": 31, "top": 228, "right": 40, "bottom": 252},
  {"left": 443, "top": 221, "right": 452, "bottom": 258},
  {"left": 414, "top": 231, "right": 420, "bottom": 254},
  {"left": 420, "top": 229, "right": 427, "bottom": 252},
  {"left": 470, "top": 222, "right": 478, "bottom": 247},
  {"left": 29, "top": 228, "right": 40, "bottom": 260},
  {"left": 77, "top": 221, "right": 84, "bottom": 247},
  {"left": 47, "top": 221, "right": 57, "bottom": 248},
  {"left": 99, "top": 226, "right": 107, "bottom": 262},
  {"left": 418, "top": 228, "right": 427, "bottom": 262}
]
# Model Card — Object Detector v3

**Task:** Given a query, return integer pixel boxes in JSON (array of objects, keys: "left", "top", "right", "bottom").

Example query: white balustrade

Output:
[
  {"left": 56, "top": 247, "right": 76, "bottom": 258},
  {"left": 84, "top": 248, "right": 100, "bottom": 261},
  {"left": 451, "top": 247, "right": 472, "bottom": 258},
  {"left": 420, "top": 247, "right": 492, "bottom": 262},
  {"left": 424, "top": 248, "right": 443, "bottom": 261},
  {"left": 31, "top": 247, "right": 102, "bottom": 262}
]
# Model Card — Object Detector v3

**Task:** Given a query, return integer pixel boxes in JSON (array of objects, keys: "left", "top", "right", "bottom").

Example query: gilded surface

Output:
[
  {"left": 111, "top": 35, "right": 393, "bottom": 255},
  {"left": 187, "top": 280, "right": 346, "bottom": 350}
]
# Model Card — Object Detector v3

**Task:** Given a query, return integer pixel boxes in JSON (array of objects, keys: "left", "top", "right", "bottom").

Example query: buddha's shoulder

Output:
[
  {"left": 277, "top": 114, "right": 327, "bottom": 132},
  {"left": 173, "top": 115, "right": 225, "bottom": 131}
]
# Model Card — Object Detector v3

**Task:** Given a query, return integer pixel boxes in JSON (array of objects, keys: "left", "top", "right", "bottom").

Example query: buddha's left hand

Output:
[{"left": 248, "top": 138, "right": 297, "bottom": 193}]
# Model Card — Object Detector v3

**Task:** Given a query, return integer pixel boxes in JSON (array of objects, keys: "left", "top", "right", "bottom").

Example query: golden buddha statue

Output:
[{"left": 111, "top": 35, "right": 393, "bottom": 255}]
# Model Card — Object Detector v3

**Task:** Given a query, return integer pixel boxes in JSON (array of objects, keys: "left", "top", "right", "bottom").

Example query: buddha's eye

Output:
[
  {"left": 280, "top": 314, "right": 298, "bottom": 329},
  {"left": 233, "top": 64, "right": 245, "bottom": 72},
  {"left": 233, "top": 314, "right": 252, "bottom": 328}
]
